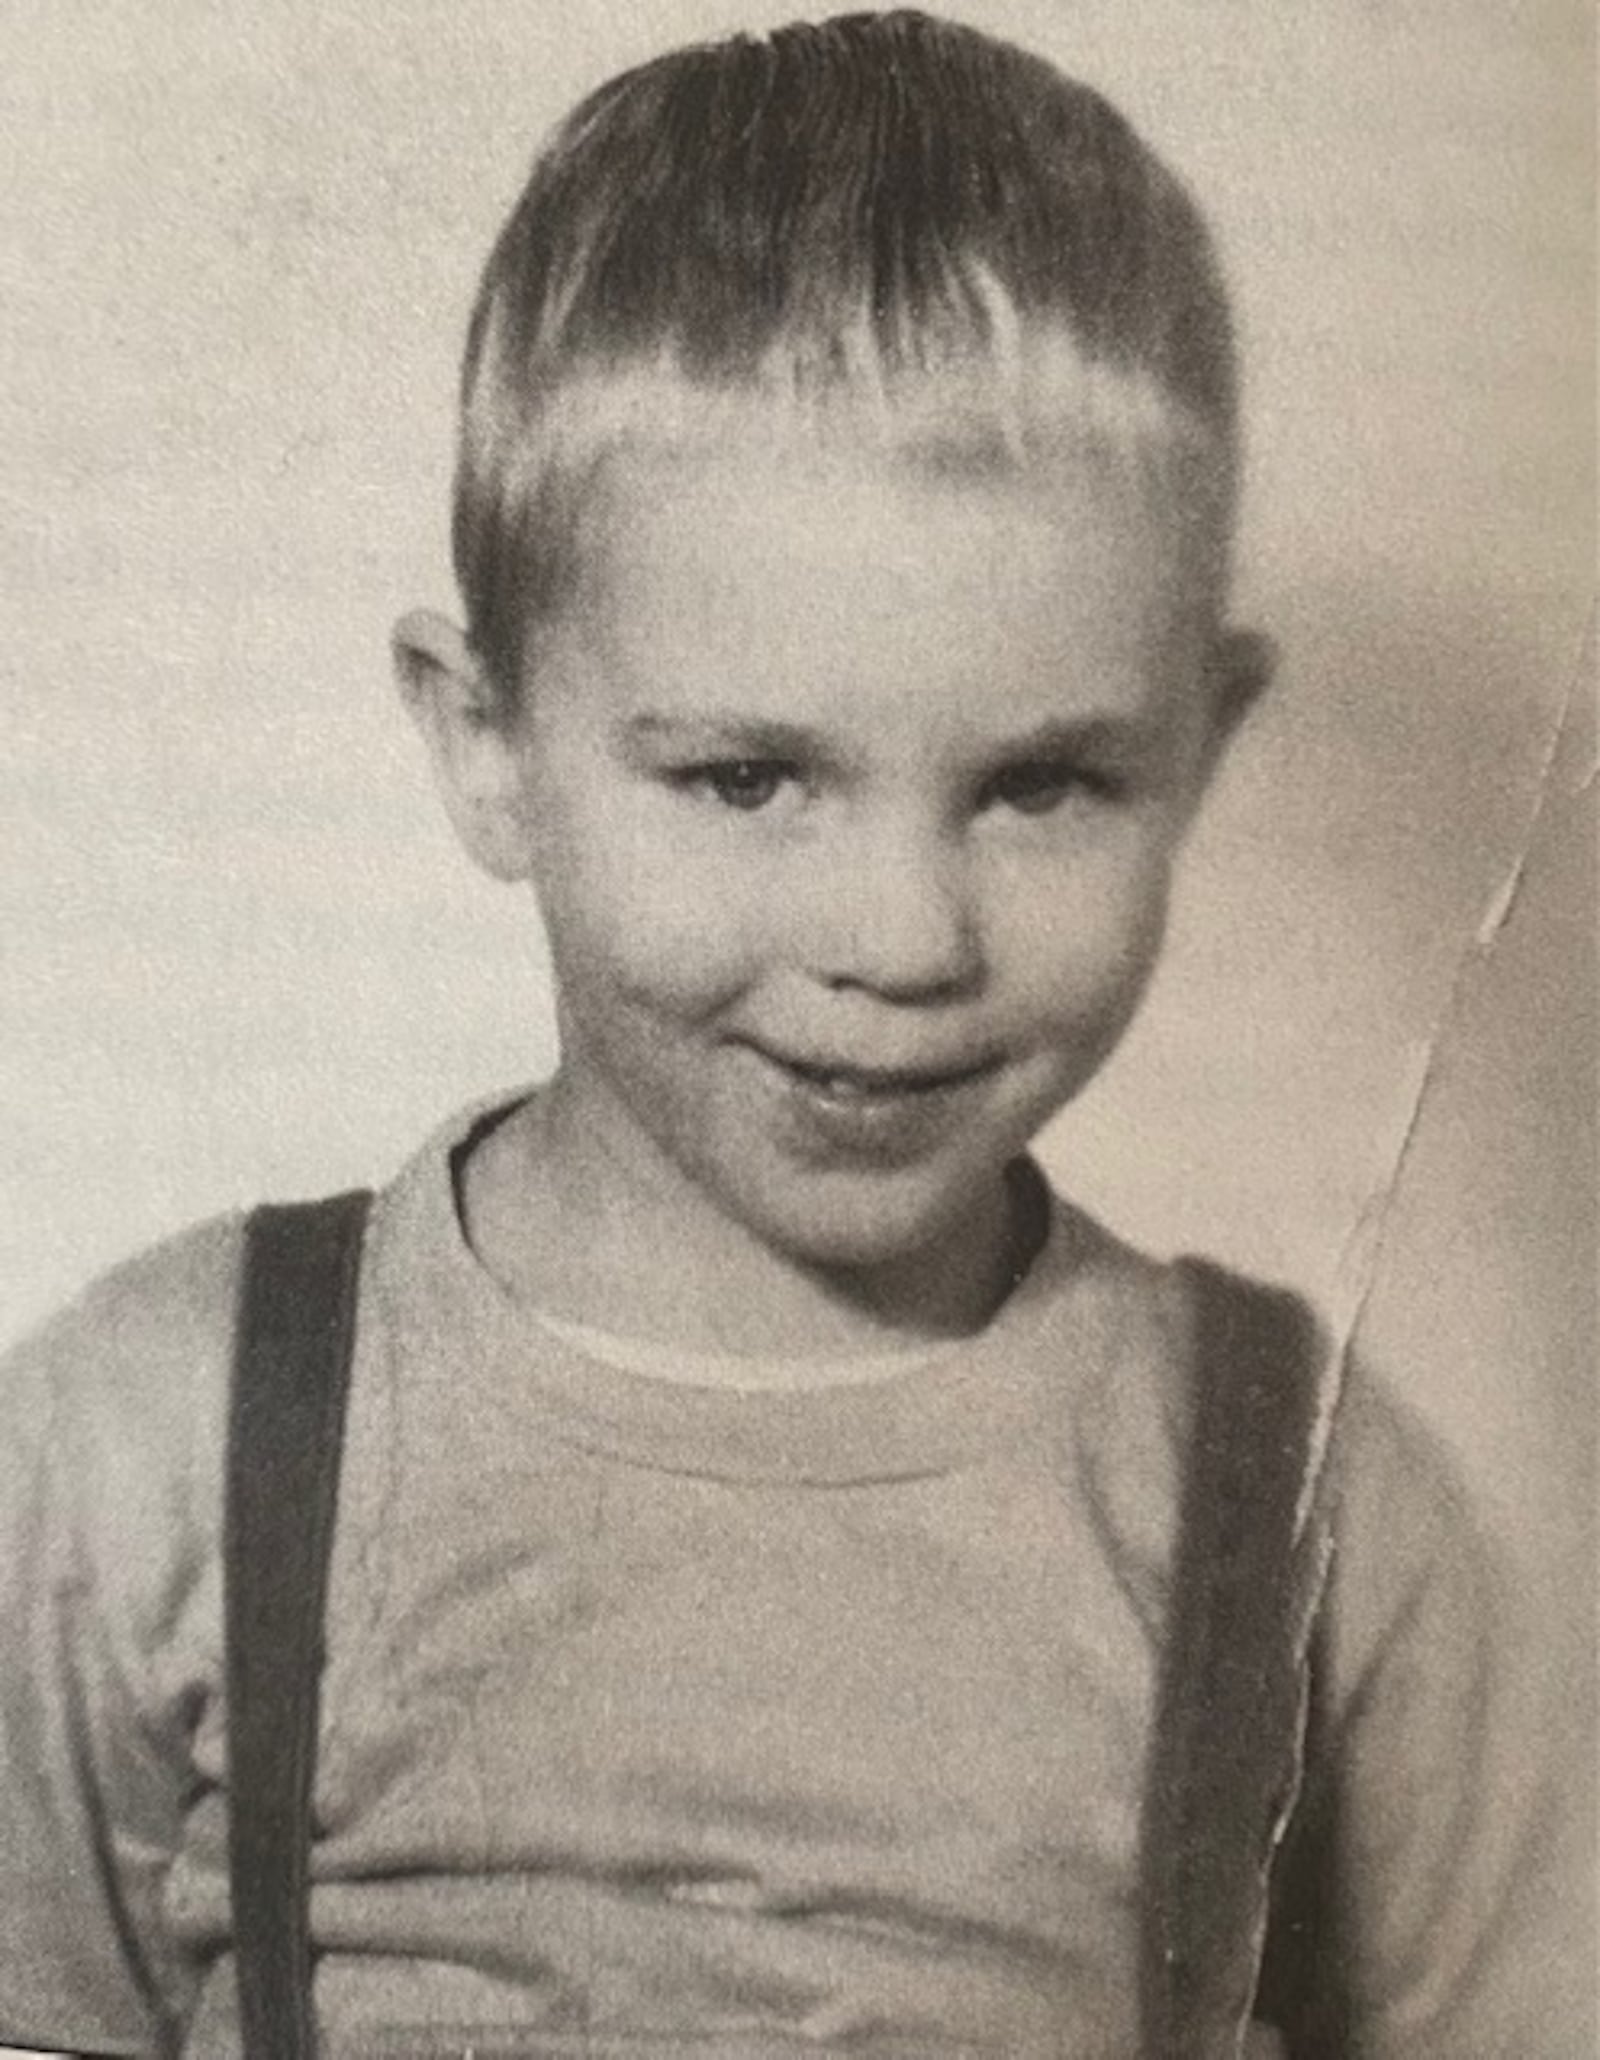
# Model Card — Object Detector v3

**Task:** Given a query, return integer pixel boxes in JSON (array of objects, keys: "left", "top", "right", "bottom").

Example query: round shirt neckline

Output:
[{"left": 381, "top": 1087, "right": 1111, "bottom": 1486}]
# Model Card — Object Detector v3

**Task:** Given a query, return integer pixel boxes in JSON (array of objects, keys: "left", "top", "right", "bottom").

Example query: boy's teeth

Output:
[
  {"left": 815, "top": 1066, "right": 922, "bottom": 1099},
  {"left": 789, "top": 1060, "right": 876, "bottom": 1097},
  {"left": 770, "top": 1048, "right": 979, "bottom": 1097}
]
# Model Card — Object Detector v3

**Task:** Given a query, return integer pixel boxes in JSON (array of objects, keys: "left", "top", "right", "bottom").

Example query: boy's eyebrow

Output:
[
  {"left": 619, "top": 713, "right": 830, "bottom": 758},
  {"left": 983, "top": 715, "right": 1162, "bottom": 762}
]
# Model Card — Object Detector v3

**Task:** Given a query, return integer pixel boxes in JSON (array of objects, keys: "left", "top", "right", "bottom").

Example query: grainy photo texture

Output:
[{"left": 1, "top": 4, "right": 1592, "bottom": 2056}]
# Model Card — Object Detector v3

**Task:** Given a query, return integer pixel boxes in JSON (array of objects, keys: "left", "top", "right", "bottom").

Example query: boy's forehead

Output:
[
  {"left": 579, "top": 428, "right": 1199, "bottom": 631},
  {"left": 550, "top": 433, "right": 1208, "bottom": 736}
]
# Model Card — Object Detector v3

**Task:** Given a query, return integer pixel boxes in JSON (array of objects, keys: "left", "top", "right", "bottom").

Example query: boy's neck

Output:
[{"left": 456, "top": 1086, "right": 1040, "bottom": 1371}]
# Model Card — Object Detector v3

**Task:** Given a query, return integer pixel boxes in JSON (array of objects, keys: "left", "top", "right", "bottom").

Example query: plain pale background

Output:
[{"left": 1, "top": 2, "right": 1591, "bottom": 1691}]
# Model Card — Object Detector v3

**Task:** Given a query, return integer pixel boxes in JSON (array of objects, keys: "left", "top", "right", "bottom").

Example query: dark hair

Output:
[{"left": 455, "top": 10, "right": 1237, "bottom": 702}]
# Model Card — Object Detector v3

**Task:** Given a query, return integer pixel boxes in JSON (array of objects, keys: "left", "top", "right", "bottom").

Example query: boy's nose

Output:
[{"left": 801, "top": 823, "right": 983, "bottom": 1002}]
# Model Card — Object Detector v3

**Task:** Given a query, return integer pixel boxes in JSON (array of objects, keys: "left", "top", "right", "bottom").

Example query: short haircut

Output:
[{"left": 455, "top": 8, "right": 1238, "bottom": 704}]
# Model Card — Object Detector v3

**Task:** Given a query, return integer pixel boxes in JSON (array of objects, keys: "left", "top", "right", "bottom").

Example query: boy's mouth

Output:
[
  {"left": 740, "top": 1042, "right": 999, "bottom": 1102},
  {"left": 727, "top": 1037, "right": 1008, "bottom": 1170}
]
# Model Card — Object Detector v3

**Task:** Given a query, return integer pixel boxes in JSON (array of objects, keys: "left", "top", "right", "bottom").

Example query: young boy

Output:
[{"left": 0, "top": 11, "right": 1578, "bottom": 2056}]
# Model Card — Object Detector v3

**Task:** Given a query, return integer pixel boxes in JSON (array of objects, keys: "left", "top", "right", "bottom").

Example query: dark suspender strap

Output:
[
  {"left": 1139, "top": 1259, "right": 1335, "bottom": 2058},
  {"left": 1253, "top": 1633, "right": 1349, "bottom": 2057},
  {"left": 226, "top": 1190, "right": 373, "bottom": 2060}
]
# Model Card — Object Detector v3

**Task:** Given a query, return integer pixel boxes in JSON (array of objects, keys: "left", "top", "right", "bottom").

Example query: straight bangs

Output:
[{"left": 453, "top": 11, "right": 1239, "bottom": 701}]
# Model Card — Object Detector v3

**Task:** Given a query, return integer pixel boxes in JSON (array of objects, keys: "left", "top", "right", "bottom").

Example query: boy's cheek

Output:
[
  {"left": 536, "top": 853, "right": 764, "bottom": 1006},
  {"left": 994, "top": 862, "right": 1172, "bottom": 996}
]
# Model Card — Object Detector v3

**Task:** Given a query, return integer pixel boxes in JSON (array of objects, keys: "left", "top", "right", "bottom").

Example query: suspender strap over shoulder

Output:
[
  {"left": 223, "top": 1202, "right": 1340, "bottom": 2059},
  {"left": 225, "top": 1189, "right": 372, "bottom": 2060},
  {"left": 1139, "top": 1259, "right": 1341, "bottom": 2059}
]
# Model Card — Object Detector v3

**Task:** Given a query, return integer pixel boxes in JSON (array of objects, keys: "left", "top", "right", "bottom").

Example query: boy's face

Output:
[{"left": 406, "top": 435, "right": 1258, "bottom": 1284}]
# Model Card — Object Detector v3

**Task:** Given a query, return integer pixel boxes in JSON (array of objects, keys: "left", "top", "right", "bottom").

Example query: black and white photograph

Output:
[{"left": 1, "top": 3, "right": 1592, "bottom": 2052}]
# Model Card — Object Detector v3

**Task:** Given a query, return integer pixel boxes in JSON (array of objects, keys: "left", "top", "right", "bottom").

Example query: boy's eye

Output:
[
  {"left": 682, "top": 759, "right": 798, "bottom": 812},
  {"left": 979, "top": 759, "right": 1109, "bottom": 816}
]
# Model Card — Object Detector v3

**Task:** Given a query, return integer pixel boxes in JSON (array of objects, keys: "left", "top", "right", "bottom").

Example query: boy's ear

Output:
[
  {"left": 1199, "top": 626, "right": 1275, "bottom": 769},
  {"left": 391, "top": 609, "right": 535, "bottom": 881}
]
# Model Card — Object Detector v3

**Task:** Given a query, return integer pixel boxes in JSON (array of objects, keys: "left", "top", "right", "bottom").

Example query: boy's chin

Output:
[{"left": 725, "top": 1159, "right": 1020, "bottom": 1294}]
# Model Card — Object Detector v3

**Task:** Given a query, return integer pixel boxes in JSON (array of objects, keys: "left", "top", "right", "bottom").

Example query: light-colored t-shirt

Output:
[{"left": 0, "top": 1097, "right": 1583, "bottom": 2056}]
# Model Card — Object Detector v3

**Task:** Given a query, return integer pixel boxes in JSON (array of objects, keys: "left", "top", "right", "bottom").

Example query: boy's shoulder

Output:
[
  {"left": 1033, "top": 1181, "right": 1496, "bottom": 1620},
  {"left": 1042, "top": 1182, "right": 1468, "bottom": 1513},
  {"left": 0, "top": 1091, "right": 507, "bottom": 1490},
  {"left": 4, "top": 1206, "right": 249, "bottom": 1468},
  {"left": 1027, "top": 1181, "right": 1329, "bottom": 1469},
  {"left": 0, "top": 1207, "right": 251, "bottom": 1682},
  {"left": 0, "top": 1091, "right": 500, "bottom": 1418}
]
